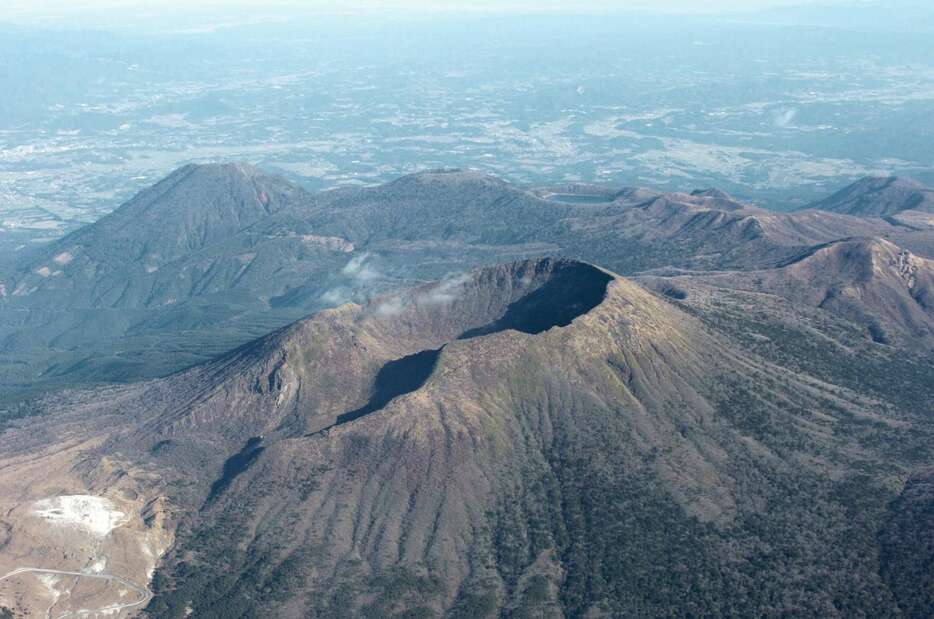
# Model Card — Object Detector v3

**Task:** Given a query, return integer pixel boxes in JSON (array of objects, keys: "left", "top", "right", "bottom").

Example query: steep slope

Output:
[
  {"left": 5, "top": 167, "right": 931, "bottom": 315},
  {"left": 3, "top": 165, "right": 933, "bottom": 399},
  {"left": 2, "top": 163, "right": 315, "bottom": 309},
  {"left": 308, "top": 169, "right": 571, "bottom": 246},
  {"left": 0, "top": 164, "right": 356, "bottom": 393},
  {"left": 1, "top": 257, "right": 930, "bottom": 618},
  {"left": 554, "top": 191, "right": 903, "bottom": 274},
  {"left": 804, "top": 176, "right": 934, "bottom": 217},
  {"left": 688, "top": 187, "right": 749, "bottom": 211},
  {"left": 645, "top": 237, "right": 934, "bottom": 346}
]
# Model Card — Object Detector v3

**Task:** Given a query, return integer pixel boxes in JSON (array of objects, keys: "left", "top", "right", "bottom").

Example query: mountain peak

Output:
[
  {"left": 389, "top": 168, "right": 511, "bottom": 189},
  {"left": 109, "top": 161, "right": 302, "bottom": 222},
  {"left": 782, "top": 236, "right": 907, "bottom": 275},
  {"left": 663, "top": 235, "right": 934, "bottom": 346},
  {"left": 173, "top": 161, "right": 261, "bottom": 179},
  {"left": 805, "top": 175, "right": 934, "bottom": 216},
  {"left": 146, "top": 257, "right": 616, "bottom": 437},
  {"left": 7, "top": 164, "right": 313, "bottom": 307},
  {"left": 682, "top": 187, "right": 752, "bottom": 211},
  {"left": 690, "top": 187, "right": 733, "bottom": 200}
]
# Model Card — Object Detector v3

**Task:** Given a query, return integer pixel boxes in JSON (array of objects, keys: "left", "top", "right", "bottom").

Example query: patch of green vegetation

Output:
[
  {"left": 359, "top": 568, "right": 444, "bottom": 618},
  {"left": 145, "top": 506, "right": 264, "bottom": 618},
  {"left": 679, "top": 296, "right": 934, "bottom": 470},
  {"left": 520, "top": 574, "right": 550, "bottom": 604},
  {"left": 695, "top": 299, "right": 934, "bottom": 421},
  {"left": 0, "top": 393, "right": 43, "bottom": 430},
  {"left": 448, "top": 590, "right": 498, "bottom": 619},
  {"left": 484, "top": 361, "right": 914, "bottom": 618},
  {"left": 877, "top": 474, "right": 934, "bottom": 619}
]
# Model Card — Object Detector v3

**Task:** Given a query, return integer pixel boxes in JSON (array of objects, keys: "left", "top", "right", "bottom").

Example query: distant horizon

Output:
[
  {"left": 2, "top": 0, "right": 932, "bottom": 229},
  {"left": 3, "top": 0, "right": 934, "bottom": 37},
  {"left": 0, "top": 0, "right": 911, "bottom": 25}
]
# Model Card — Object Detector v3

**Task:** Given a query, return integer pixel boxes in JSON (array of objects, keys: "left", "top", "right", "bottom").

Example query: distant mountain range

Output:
[
  {"left": 2, "top": 166, "right": 933, "bottom": 397},
  {"left": 801, "top": 176, "right": 934, "bottom": 217},
  {"left": 751, "top": 1, "right": 934, "bottom": 35},
  {"left": 642, "top": 236, "right": 934, "bottom": 347},
  {"left": 0, "top": 165, "right": 931, "bottom": 617}
]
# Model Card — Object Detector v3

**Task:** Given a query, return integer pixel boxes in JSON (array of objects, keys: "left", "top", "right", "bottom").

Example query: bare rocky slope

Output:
[
  {"left": 642, "top": 236, "right": 934, "bottom": 347},
  {"left": 803, "top": 176, "right": 934, "bottom": 217},
  {"left": 3, "top": 166, "right": 934, "bottom": 397},
  {"left": 1, "top": 258, "right": 931, "bottom": 618},
  {"left": 2, "top": 166, "right": 933, "bottom": 617}
]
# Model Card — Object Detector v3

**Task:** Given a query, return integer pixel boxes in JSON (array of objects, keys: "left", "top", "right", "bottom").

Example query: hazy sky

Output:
[
  {"left": 1, "top": 0, "right": 859, "bottom": 20},
  {"left": 6, "top": 0, "right": 926, "bottom": 35}
]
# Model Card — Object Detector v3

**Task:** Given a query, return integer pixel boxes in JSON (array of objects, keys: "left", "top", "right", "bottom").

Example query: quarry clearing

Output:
[
  {"left": 32, "top": 495, "right": 128, "bottom": 538},
  {"left": 0, "top": 567, "right": 150, "bottom": 618},
  {"left": 0, "top": 489, "right": 168, "bottom": 617}
]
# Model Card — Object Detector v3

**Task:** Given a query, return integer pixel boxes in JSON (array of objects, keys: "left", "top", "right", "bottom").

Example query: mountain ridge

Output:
[
  {"left": 803, "top": 175, "right": 934, "bottom": 217},
  {"left": 644, "top": 235, "right": 934, "bottom": 346},
  {"left": 2, "top": 163, "right": 933, "bottom": 402},
  {"left": 1, "top": 256, "right": 930, "bottom": 617}
]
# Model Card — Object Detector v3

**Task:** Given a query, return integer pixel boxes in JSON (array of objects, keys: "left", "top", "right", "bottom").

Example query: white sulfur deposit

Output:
[
  {"left": 37, "top": 573, "right": 62, "bottom": 605},
  {"left": 33, "top": 495, "right": 127, "bottom": 538}
]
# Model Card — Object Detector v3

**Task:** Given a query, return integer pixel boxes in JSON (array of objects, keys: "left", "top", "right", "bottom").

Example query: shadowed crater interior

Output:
[
  {"left": 320, "top": 261, "right": 612, "bottom": 432},
  {"left": 459, "top": 262, "right": 612, "bottom": 339}
]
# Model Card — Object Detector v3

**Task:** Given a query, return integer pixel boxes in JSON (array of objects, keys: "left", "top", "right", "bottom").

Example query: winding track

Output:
[{"left": 0, "top": 567, "right": 151, "bottom": 618}]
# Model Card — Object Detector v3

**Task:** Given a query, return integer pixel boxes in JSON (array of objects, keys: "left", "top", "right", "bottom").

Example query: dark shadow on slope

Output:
[
  {"left": 459, "top": 263, "right": 612, "bottom": 339},
  {"left": 882, "top": 215, "right": 923, "bottom": 231},
  {"left": 204, "top": 436, "right": 264, "bottom": 506},
  {"left": 325, "top": 348, "right": 443, "bottom": 431},
  {"left": 314, "top": 263, "right": 611, "bottom": 434},
  {"left": 773, "top": 238, "right": 858, "bottom": 269}
]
